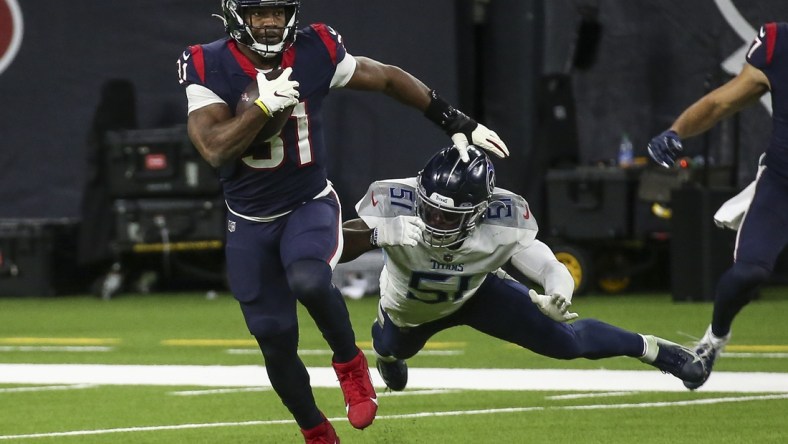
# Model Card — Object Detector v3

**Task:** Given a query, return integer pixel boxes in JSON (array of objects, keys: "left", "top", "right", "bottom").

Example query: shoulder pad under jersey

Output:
[
  {"left": 300, "top": 23, "right": 349, "bottom": 67},
  {"left": 355, "top": 178, "right": 418, "bottom": 220},
  {"left": 484, "top": 187, "right": 539, "bottom": 232}
]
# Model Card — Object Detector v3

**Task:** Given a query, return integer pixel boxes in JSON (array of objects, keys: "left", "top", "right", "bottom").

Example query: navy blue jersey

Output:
[
  {"left": 747, "top": 22, "right": 788, "bottom": 179},
  {"left": 179, "top": 24, "right": 349, "bottom": 217}
]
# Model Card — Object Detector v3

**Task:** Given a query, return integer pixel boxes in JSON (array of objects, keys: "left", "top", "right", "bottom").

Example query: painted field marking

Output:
[
  {"left": 0, "top": 338, "right": 119, "bottom": 345},
  {"left": 546, "top": 391, "right": 635, "bottom": 400},
  {"left": 727, "top": 345, "right": 788, "bottom": 352},
  {"left": 0, "top": 419, "right": 293, "bottom": 441},
  {"left": 1, "top": 393, "right": 786, "bottom": 441},
  {"left": 0, "top": 346, "right": 113, "bottom": 353},
  {"left": 226, "top": 348, "right": 464, "bottom": 357},
  {"left": 379, "top": 389, "right": 460, "bottom": 397},
  {"left": 169, "top": 387, "right": 455, "bottom": 397},
  {"left": 0, "top": 384, "right": 95, "bottom": 393},
  {"left": 222, "top": 347, "right": 465, "bottom": 357},
  {"left": 170, "top": 387, "right": 272, "bottom": 396},
  {"left": 161, "top": 339, "right": 255, "bottom": 347},
  {"left": 163, "top": 340, "right": 467, "bottom": 349},
  {"left": 2, "top": 364, "right": 788, "bottom": 393},
  {"left": 559, "top": 393, "right": 788, "bottom": 410},
  {"left": 722, "top": 352, "right": 788, "bottom": 358}
]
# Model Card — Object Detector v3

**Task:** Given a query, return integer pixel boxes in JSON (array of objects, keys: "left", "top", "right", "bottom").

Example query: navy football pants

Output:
[
  {"left": 372, "top": 273, "right": 644, "bottom": 361},
  {"left": 224, "top": 192, "right": 356, "bottom": 429},
  {"left": 712, "top": 167, "right": 788, "bottom": 337}
]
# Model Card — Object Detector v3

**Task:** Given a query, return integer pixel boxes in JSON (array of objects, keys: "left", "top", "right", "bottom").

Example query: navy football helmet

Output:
[
  {"left": 220, "top": 0, "right": 300, "bottom": 58},
  {"left": 416, "top": 146, "right": 495, "bottom": 247}
]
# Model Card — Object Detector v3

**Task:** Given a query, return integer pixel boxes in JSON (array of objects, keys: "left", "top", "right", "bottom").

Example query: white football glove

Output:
[
  {"left": 254, "top": 66, "right": 300, "bottom": 117},
  {"left": 371, "top": 216, "right": 425, "bottom": 247},
  {"left": 451, "top": 123, "right": 509, "bottom": 162},
  {"left": 528, "top": 289, "right": 578, "bottom": 322}
]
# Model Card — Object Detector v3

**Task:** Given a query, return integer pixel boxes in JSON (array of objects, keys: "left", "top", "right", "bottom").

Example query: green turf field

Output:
[{"left": 1, "top": 288, "right": 787, "bottom": 443}]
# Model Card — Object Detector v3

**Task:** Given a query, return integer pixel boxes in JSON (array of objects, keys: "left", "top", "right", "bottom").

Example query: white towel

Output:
[{"left": 713, "top": 153, "right": 766, "bottom": 231}]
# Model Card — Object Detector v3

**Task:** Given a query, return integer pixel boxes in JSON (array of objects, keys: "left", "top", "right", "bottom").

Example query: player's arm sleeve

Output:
[
  {"left": 179, "top": 45, "right": 226, "bottom": 114},
  {"left": 331, "top": 52, "right": 357, "bottom": 88},
  {"left": 307, "top": 23, "right": 356, "bottom": 89},
  {"left": 355, "top": 181, "right": 391, "bottom": 229},
  {"left": 746, "top": 23, "right": 779, "bottom": 72},
  {"left": 510, "top": 240, "right": 575, "bottom": 300},
  {"left": 186, "top": 84, "right": 227, "bottom": 114}
]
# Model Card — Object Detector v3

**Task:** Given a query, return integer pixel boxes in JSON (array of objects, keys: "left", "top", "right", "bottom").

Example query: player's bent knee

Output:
[
  {"left": 286, "top": 260, "right": 332, "bottom": 302},
  {"left": 728, "top": 261, "right": 771, "bottom": 287},
  {"left": 244, "top": 310, "right": 298, "bottom": 339},
  {"left": 255, "top": 327, "right": 300, "bottom": 360}
]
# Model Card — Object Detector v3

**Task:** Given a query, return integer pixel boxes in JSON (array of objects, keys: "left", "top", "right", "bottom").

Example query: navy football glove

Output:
[{"left": 647, "top": 130, "right": 683, "bottom": 168}]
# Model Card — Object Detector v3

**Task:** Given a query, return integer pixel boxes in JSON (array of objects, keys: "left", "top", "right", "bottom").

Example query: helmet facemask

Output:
[
  {"left": 221, "top": 0, "right": 300, "bottom": 58},
  {"left": 416, "top": 189, "right": 489, "bottom": 248}
]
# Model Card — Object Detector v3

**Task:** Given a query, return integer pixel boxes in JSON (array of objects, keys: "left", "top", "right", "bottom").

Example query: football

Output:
[{"left": 236, "top": 69, "right": 295, "bottom": 143}]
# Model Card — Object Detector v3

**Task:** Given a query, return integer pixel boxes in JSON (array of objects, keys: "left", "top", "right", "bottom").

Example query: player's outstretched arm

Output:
[
  {"left": 344, "top": 56, "right": 508, "bottom": 161},
  {"left": 647, "top": 64, "right": 769, "bottom": 168},
  {"left": 510, "top": 241, "right": 575, "bottom": 299},
  {"left": 510, "top": 240, "right": 577, "bottom": 321},
  {"left": 340, "top": 219, "right": 376, "bottom": 264}
]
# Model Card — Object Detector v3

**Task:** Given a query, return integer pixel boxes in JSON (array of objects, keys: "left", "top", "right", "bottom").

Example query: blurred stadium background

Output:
[{"left": 3, "top": 0, "right": 788, "bottom": 298}]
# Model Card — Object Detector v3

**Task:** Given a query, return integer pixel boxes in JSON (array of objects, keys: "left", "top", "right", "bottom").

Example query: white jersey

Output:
[{"left": 355, "top": 178, "right": 539, "bottom": 327}]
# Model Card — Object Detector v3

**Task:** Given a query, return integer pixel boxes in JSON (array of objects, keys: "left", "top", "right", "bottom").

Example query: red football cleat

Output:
[
  {"left": 332, "top": 349, "right": 378, "bottom": 429},
  {"left": 301, "top": 417, "right": 339, "bottom": 444}
]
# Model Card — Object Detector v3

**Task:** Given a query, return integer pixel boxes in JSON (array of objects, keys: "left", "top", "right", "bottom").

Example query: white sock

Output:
[{"left": 638, "top": 334, "right": 658, "bottom": 362}]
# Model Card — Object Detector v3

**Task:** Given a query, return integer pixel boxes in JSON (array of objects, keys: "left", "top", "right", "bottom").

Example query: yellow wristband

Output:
[{"left": 254, "top": 98, "right": 272, "bottom": 117}]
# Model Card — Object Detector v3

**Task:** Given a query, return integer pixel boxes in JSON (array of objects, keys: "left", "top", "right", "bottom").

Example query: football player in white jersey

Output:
[{"left": 341, "top": 146, "right": 705, "bottom": 391}]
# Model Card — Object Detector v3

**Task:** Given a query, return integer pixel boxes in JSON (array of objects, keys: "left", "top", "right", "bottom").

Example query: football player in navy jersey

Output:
[
  {"left": 341, "top": 146, "right": 705, "bottom": 394},
  {"left": 647, "top": 22, "right": 788, "bottom": 390},
  {"left": 176, "top": 1, "right": 508, "bottom": 442}
]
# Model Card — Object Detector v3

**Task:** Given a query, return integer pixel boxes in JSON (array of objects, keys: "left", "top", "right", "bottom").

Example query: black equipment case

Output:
[{"left": 104, "top": 126, "right": 220, "bottom": 198}]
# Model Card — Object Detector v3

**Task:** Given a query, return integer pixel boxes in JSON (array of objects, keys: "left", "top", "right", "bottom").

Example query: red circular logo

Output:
[{"left": 0, "top": 0, "right": 23, "bottom": 75}]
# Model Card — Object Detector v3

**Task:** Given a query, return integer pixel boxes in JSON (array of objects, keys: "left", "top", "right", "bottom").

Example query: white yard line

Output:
[
  {"left": 169, "top": 387, "right": 272, "bottom": 396},
  {"left": 0, "top": 346, "right": 113, "bottom": 353},
  {"left": 722, "top": 352, "right": 788, "bottom": 358},
  {"left": 2, "top": 393, "right": 787, "bottom": 441},
  {"left": 227, "top": 348, "right": 463, "bottom": 356},
  {"left": 545, "top": 391, "right": 636, "bottom": 400},
  {"left": 170, "top": 386, "right": 454, "bottom": 397},
  {"left": 0, "top": 384, "right": 95, "bottom": 393},
  {"left": 1, "top": 364, "right": 788, "bottom": 393},
  {"left": 379, "top": 389, "right": 460, "bottom": 397}
]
